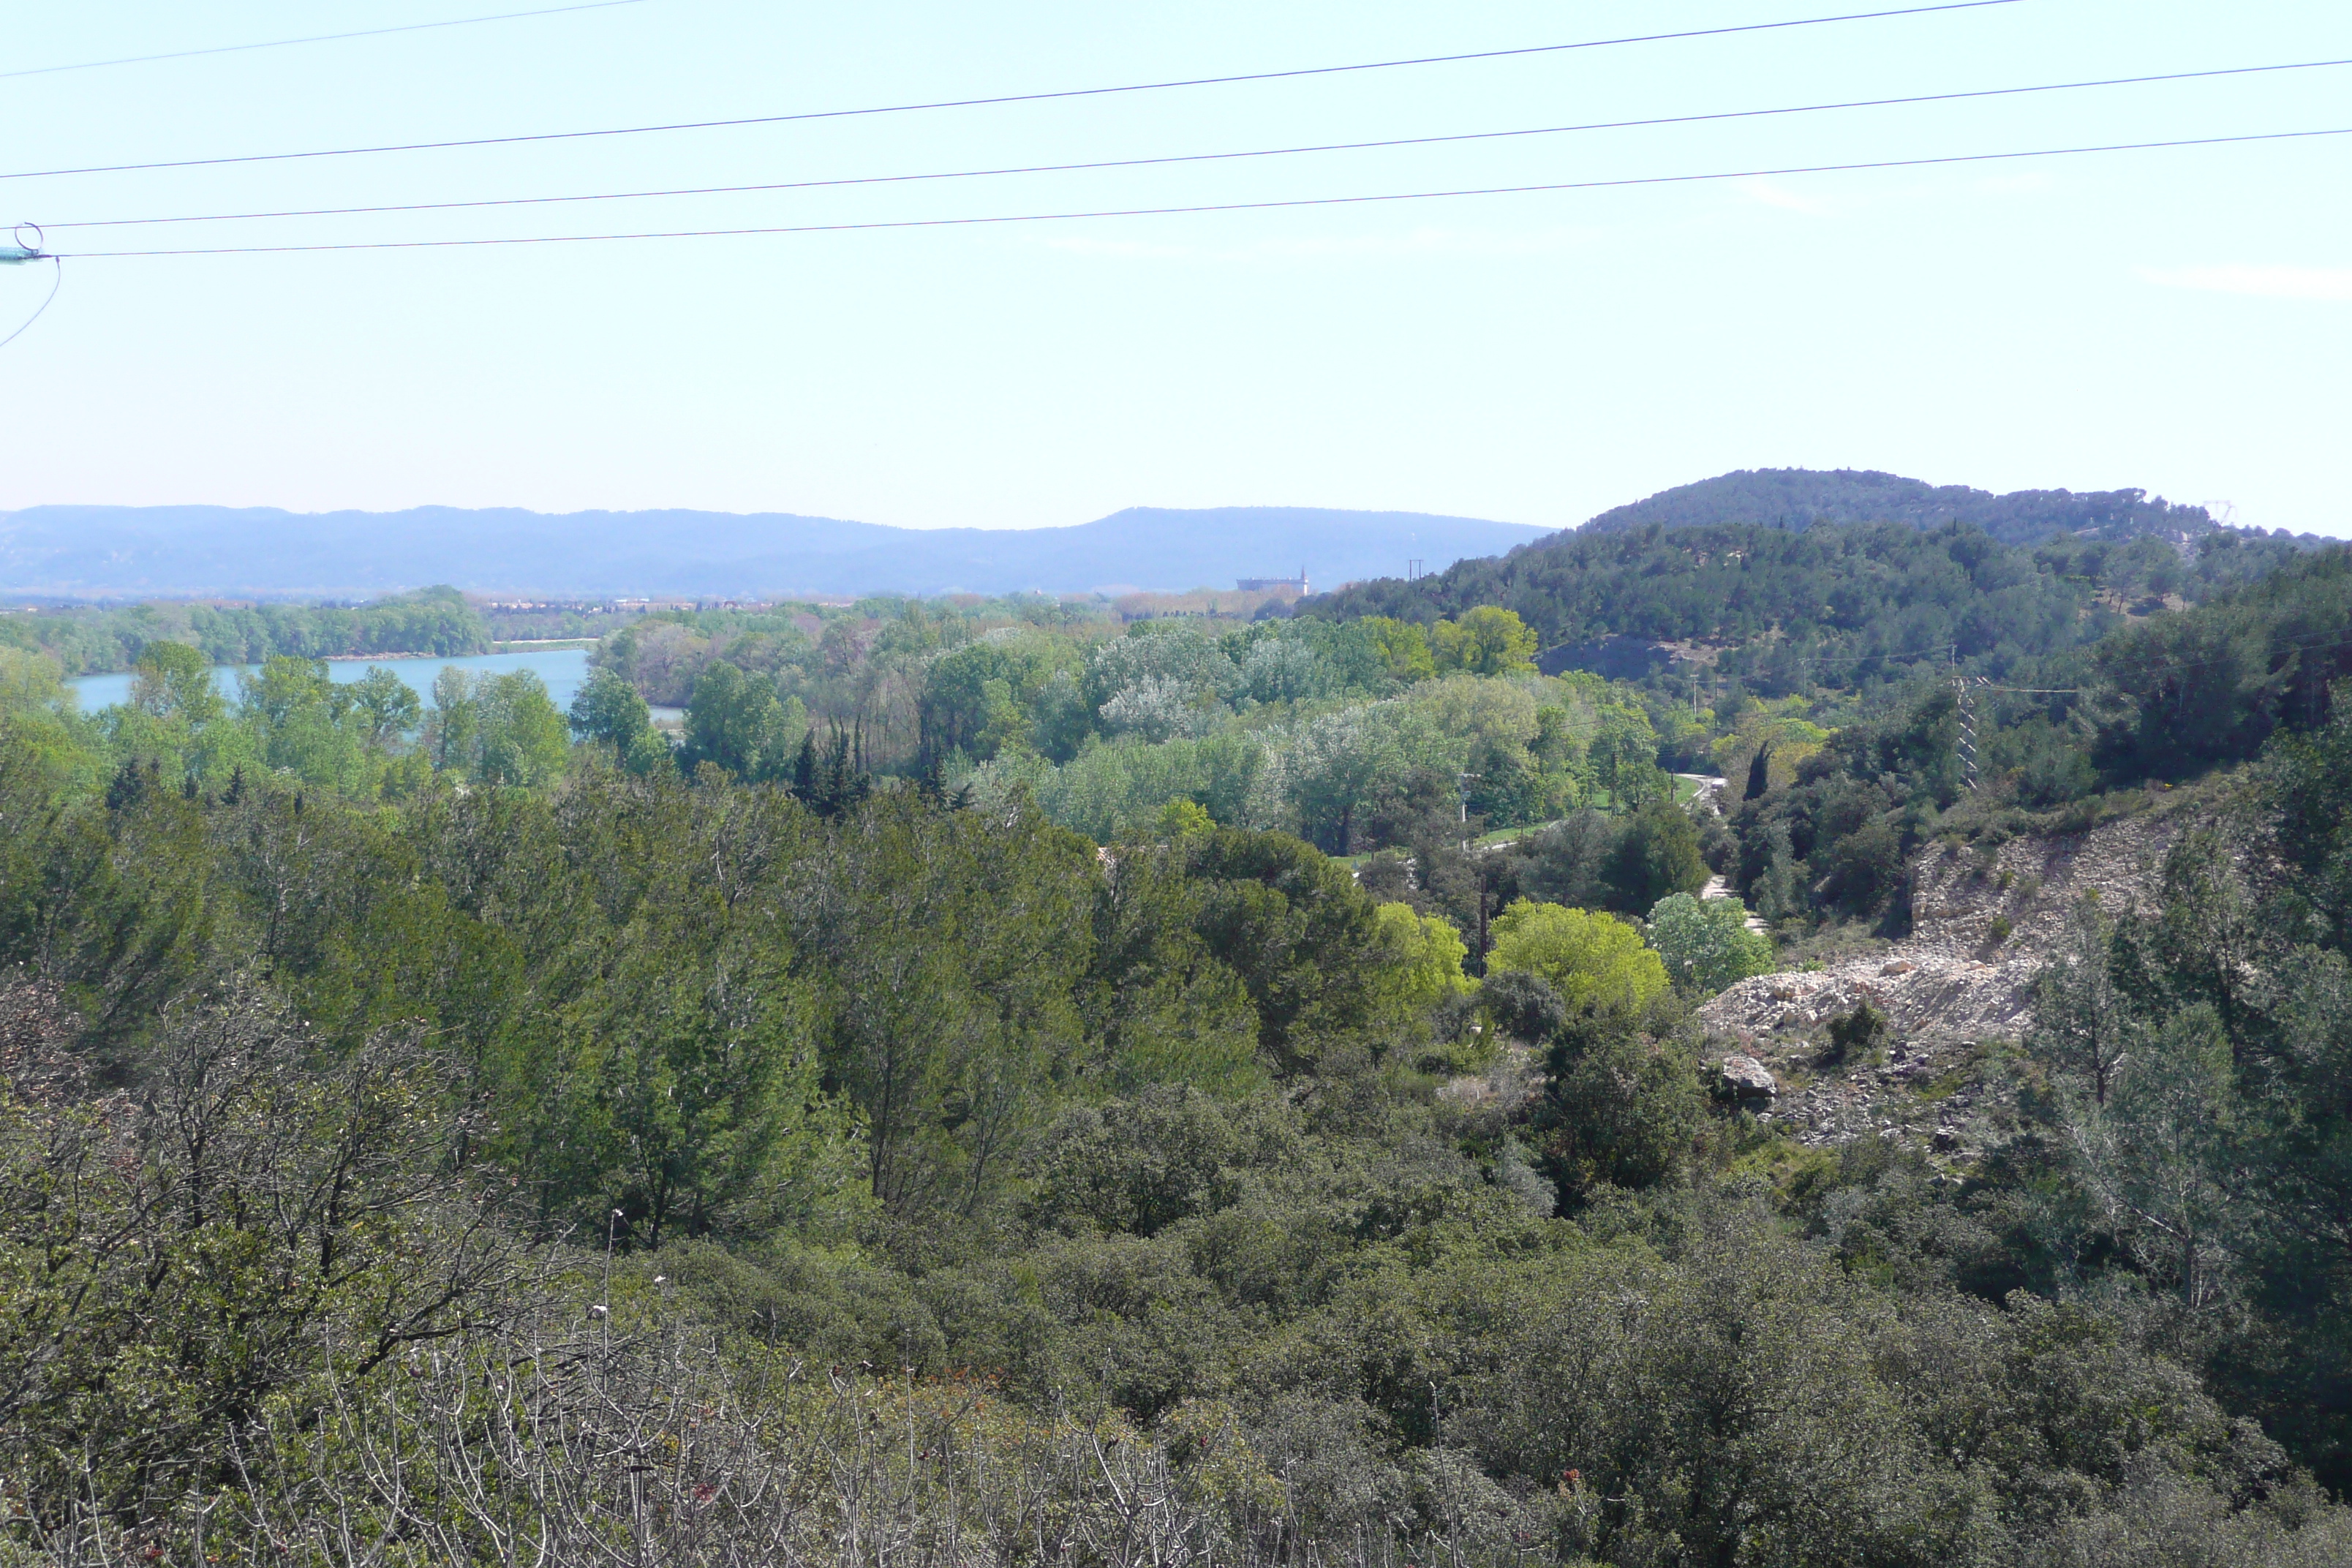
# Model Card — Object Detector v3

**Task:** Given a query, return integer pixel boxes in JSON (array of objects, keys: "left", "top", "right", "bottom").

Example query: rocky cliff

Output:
[{"left": 1697, "top": 800, "right": 2197, "bottom": 1151}]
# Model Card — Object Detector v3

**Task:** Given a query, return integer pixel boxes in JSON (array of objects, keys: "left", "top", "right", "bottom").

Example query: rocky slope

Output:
[{"left": 1697, "top": 799, "right": 2198, "bottom": 1151}]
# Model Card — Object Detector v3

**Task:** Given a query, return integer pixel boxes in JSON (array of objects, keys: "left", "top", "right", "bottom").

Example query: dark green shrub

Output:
[{"left": 1823, "top": 998, "right": 1888, "bottom": 1065}]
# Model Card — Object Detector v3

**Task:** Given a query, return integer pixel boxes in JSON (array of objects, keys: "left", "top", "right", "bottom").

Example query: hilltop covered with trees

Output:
[
  {"left": 1310, "top": 517, "right": 2318, "bottom": 700},
  {"left": 1575, "top": 467, "right": 2300, "bottom": 546}
]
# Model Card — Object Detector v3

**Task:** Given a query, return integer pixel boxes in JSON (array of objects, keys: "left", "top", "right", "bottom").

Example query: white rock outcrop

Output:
[{"left": 1696, "top": 803, "right": 2193, "bottom": 1145}]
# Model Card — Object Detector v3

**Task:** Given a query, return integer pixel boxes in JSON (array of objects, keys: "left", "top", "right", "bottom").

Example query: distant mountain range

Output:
[
  {"left": 4, "top": 472, "right": 2322, "bottom": 604},
  {"left": 0, "top": 505, "right": 1548, "bottom": 600}
]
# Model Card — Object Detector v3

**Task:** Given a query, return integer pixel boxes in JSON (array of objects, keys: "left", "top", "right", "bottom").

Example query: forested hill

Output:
[
  {"left": 1305, "top": 516, "right": 2326, "bottom": 694},
  {"left": 1580, "top": 467, "right": 2245, "bottom": 545}
]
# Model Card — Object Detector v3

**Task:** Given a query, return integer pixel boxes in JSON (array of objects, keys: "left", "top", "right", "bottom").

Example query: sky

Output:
[{"left": 0, "top": 0, "right": 2345, "bottom": 536}]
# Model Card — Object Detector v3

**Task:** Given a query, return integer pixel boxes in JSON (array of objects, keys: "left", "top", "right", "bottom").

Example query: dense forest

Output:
[
  {"left": 0, "top": 585, "right": 489, "bottom": 674},
  {"left": 5, "top": 535, "right": 2352, "bottom": 1562},
  {"left": 1574, "top": 467, "right": 2297, "bottom": 546},
  {"left": 589, "top": 595, "right": 1681, "bottom": 855},
  {"left": 1310, "top": 518, "right": 2318, "bottom": 701}
]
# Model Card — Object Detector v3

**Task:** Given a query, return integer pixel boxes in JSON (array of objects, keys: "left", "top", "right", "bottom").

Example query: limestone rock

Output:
[
  {"left": 1695, "top": 805, "right": 2199, "bottom": 1148},
  {"left": 1720, "top": 1055, "right": 1777, "bottom": 1099}
]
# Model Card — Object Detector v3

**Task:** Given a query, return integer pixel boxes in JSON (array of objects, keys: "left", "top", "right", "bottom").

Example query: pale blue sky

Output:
[{"left": 1, "top": 1, "right": 2345, "bottom": 535}]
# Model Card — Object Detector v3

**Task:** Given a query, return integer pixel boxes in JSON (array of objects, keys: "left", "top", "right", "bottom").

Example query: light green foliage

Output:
[
  {"left": 992, "top": 663, "right": 1597, "bottom": 852},
  {"left": 1088, "top": 622, "right": 1240, "bottom": 741},
  {"left": 0, "top": 646, "right": 72, "bottom": 715},
  {"left": 108, "top": 640, "right": 250, "bottom": 789},
  {"left": 1646, "top": 892, "right": 1774, "bottom": 995},
  {"left": 1014, "top": 731, "right": 1264, "bottom": 844},
  {"left": 1429, "top": 605, "right": 1538, "bottom": 676},
  {"left": 569, "top": 663, "right": 675, "bottom": 774},
  {"left": 1392, "top": 671, "right": 1539, "bottom": 761},
  {"left": 241, "top": 655, "right": 372, "bottom": 790},
  {"left": 421, "top": 664, "right": 573, "bottom": 787},
  {"left": 920, "top": 630, "right": 1078, "bottom": 762},
  {"left": 347, "top": 665, "right": 421, "bottom": 748},
  {"left": 1485, "top": 897, "right": 1668, "bottom": 1014},
  {"left": 1369, "top": 900, "right": 1472, "bottom": 1017},
  {"left": 1279, "top": 705, "right": 1405, "bottom": 853},
  {"left": 591, "top": 601, "right": 1610, "bottom": 853},
  {"left": 128, "top": 639, "right": 225, "bottom": 727},
  {"left": 1157, "top": 797, "right": 1216, "bottom": 839},
  {"left": 681, "top": 660, "right": 802, "bottom": 781},
  {"left": 1237, "top": 634, "right": 1332, "bottom": 704},
  {"left": 1589, "top": 698, "right": 1668, "bottom": 807},
  {"left": 475, "top": 669, "right": 573, "bottom": 785},
  {"left": 0, "top": 650, "right": 97, "bottom": 800},
  {"left": 1359, "top": 615, "right": 1437, "bottom": 684}
]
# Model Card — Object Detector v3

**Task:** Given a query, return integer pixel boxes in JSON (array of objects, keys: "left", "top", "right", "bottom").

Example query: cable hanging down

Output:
[
  {"left": 0, "top": 225, "right": 61, "bottom": 351},
  {"left": 0, "top": 1, "right": 2024, "bottom": 183},
  {"left": 39, "top": 56, "right": 2350, "bottom": 235},
  {"left": 45, "top": 124, "right": 2352, "bottom": 260}
]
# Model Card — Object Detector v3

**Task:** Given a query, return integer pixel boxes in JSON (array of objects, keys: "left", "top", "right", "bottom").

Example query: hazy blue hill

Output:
[
  {"left": 0, "top": 503, "right": 1545, "bottom": 600},
  {"left": 1583, "top": 468, "right": 2228, "bottom": 544}
]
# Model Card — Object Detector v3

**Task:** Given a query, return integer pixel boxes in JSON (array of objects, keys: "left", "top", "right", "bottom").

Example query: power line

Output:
[
  {"left": 48, "top": 124, "right": 2352, "bottom": 259},
  {"left": 0, "top": 1, "right": 653, "bottom": 82},
  {"left": 0, "top": 1, "right": 2024, "bottom": 183},
  {"left": 1805, "top": 621, "right": 2352, "bottom": 693},
  {"left": 44, "top": 55, "right": 2349, "bottom": 234}
]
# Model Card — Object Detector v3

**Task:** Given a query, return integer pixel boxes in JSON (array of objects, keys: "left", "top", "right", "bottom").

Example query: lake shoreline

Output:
[{"left": 68, "top": 647, "right": 599, "bottom": 716}]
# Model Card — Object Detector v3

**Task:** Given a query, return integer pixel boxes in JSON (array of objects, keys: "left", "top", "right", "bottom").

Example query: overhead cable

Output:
[
  {"left": 48, "top": 124, "right": 2352, "bottom": 259},
  {"left": 0, "top": 1, "right": 653, "bottom": 82},
  {"left": 42, "top": 56, "right": 2348, "bottom": 233},
  {"left": 1798, "top": 625, "right": 2352, "bottom": 692},
  {"left": 0, "top": 1, "right": 2024, "bottom": 182}
]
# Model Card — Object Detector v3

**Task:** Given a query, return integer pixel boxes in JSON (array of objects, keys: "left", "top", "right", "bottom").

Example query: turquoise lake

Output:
[{"left": 68, "top": 648, "right": 596, "bottom": 714}]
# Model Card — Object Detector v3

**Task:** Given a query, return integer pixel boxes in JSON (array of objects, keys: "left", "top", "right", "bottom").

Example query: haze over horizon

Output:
[{"left": 0, "top": 1, "right": 2345, "bottom": 536}]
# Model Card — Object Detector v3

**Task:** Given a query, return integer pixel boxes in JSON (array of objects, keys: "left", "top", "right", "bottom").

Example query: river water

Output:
[{"left": 68, "top": 648, "right": 597, "bottom": 714}]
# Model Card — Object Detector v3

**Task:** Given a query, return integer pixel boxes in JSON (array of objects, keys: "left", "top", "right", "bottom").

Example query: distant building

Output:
[{"left": 1236, "top": 568, "right": 1310, "bottom": 595}]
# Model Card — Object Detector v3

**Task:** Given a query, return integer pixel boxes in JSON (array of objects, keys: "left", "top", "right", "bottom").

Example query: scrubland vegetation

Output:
[{"left": 4, "top": 527, "right": 2352, "bottom": 1563}]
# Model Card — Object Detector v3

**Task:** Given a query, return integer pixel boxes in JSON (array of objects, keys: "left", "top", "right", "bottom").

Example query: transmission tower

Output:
[{"left": 1953, "top": 674, "right": 1989, "bottom": 792}]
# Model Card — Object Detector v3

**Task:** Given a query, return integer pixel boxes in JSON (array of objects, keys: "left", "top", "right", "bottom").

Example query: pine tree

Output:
[
  {"left": 106, "top": 758, "right": 156, "bottom": 813},
  {"left": 791, "top": 730, "right": 819, "bottom": 804}
]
